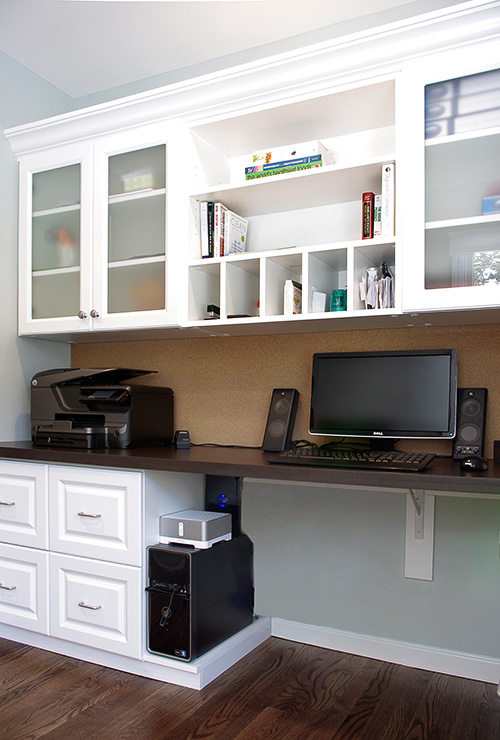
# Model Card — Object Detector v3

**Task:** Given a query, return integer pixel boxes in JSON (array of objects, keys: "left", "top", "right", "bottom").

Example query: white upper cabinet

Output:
[
  {"left": 8, "top": 3, "right": 500, "bottom": 338},
  {"left": 17, "top": 123, "right": 179, "bottom": 336},
  {"left": 400, "top": 39, "right": 500, "bottom": 315}
]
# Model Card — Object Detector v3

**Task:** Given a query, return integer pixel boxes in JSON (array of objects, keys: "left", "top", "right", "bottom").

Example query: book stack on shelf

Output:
[
  {"left": 199, "top": 202, "right": 248, "bottom": 258},
  {"left": 361, "top": 162, "right": 395, "bottom": 239},
  {"left": 245, "top": 140, "right": 334, "bottom": 180}
]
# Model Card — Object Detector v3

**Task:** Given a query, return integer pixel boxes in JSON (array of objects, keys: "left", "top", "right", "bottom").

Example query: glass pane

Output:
[
  {"left": 32, "top": 271, "right": 80, "bottom": 319},
  {"left": 32, "top": 210, "right": 80, "bottom": 271},
  {"left": 425, "top": 134, "right": 500, "bottom": 222},
  {"left": 108, "top": 145, "right": 166, "bottom": 195},
  {"left": 108, "top": 261, "right": 165, "bottom": 313},
  {"left": 108, "top": 193, "right": 165, "bottom": 262},
  {"left": 425, "top": 222, "right": 500, "bottom": 289},
  {"left": 425, "top": 68, "right": 500, "bottom": 140},
  {"left": 32, "top": 164, "right": 80, "bottom": 212}
]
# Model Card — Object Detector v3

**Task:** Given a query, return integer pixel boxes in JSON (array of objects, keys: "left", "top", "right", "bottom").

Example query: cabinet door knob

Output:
[
  {"left": 78, "top": 601, "right": 102, "bottom": 610},
  {"left": 0, "top": 501, "right": 15, "bottom": 507},
  {"left": 0, "top": 583, "right": 17, "bottom": 591},
  {"left": 78, "top": 310, "right": 87, "bottom": 319},
  {"left": 77, "top": 511, "right": 102, "bottom": 519},
  {"left": 90, "top": 309, "right": 100, "bottom": 318}
]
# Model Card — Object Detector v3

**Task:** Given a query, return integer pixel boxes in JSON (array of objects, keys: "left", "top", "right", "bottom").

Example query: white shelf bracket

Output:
[
  {"left": 405, "top": 489, "right": 435, "bottom": 581},
  {"left": 409, "top": 488, "right": 424, "bottom": 539}
]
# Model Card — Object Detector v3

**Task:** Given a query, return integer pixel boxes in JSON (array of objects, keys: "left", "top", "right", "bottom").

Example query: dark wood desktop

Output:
[{"left": 0, "top": 441, "right": 499, "bottom": 496}]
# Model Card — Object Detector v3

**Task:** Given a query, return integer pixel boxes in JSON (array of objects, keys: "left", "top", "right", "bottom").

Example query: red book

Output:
[{"left": 362, "top": 191, "right": 374, "bottom": 239}]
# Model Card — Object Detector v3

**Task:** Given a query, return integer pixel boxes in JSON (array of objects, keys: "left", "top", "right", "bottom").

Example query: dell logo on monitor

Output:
[{"left": 373, "top": 431, "right": 384, "bottom": 436}]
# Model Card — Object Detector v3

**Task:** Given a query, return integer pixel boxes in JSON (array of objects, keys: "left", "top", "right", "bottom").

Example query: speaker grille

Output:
[
  {"left": 262, "top": 388, "right": 299, "bottom": 452},
  {"left": 453, "top": 388, "right": 487, "bottom": 459}
]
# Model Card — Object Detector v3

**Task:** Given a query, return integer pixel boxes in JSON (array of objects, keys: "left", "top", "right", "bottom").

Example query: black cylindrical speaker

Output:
[
  {"left": 453, "top": 387, "right": 487, "bottom": 459},
  {"left": 262, "top": 388, "right": 299, "bottom": 452}
]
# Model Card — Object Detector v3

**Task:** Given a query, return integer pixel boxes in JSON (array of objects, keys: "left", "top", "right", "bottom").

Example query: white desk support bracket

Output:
[{"left": 405, "top": 489, "right": 435, "bottom": 581}]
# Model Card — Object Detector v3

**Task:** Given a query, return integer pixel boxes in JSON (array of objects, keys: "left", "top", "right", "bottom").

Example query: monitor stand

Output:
[{"left": 369, "top": 438, "right": 398, "bottom": 452}]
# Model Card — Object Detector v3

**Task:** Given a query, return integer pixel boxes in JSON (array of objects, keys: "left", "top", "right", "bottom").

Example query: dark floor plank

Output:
[{"left": 1, "top": 636, "right": 499, "bottom": 740}]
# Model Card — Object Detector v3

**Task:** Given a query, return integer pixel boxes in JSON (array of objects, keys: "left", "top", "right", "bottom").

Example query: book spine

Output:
[
  {"left": 207, "top": 201, "right": 214, "bottom": 257},
  {"left": 245, "top": 155, "right": 321, "bottom": 174},
  {"left": 219, "top": 204, "right": 226, "bottom": 257},
  {"left": 214, "top": 203, "right": 221, "bottom": 257},
  {"left": 362, "top": 192, "right": 374, "bottom": 239},
  {"left": 200, "top": 201, "right": 209, "bottom": 258},
  {"left": 245, "top": 161, "right": 322, "bottom": 180},
  {"left": 381, "top": 163, "right": 395, "bottom": 237},
  {"left": 373, "top": 194, "right": 382, "bottom": 237}
]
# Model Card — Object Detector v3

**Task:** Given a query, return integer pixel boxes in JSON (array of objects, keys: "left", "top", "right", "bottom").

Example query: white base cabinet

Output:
[{"left": 0, "top": 459, "right": 265, "bottom": 689}]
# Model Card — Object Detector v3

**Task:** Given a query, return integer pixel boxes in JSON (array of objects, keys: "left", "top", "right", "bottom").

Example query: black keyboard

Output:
[{"left": 266, "top": 447, "right": 435, "bottom": 472}]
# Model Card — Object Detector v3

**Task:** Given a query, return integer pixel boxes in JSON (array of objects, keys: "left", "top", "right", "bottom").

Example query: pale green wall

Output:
[
  {"left": 243, "top": 481, "right": 500, "bottom": 658},
  {"left": 0, "top": 50, "right": 72, "bottom": 441}
]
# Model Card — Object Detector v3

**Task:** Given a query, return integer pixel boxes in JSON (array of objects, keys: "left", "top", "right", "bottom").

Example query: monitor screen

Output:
[{"left": 310, "top": 349, "right": 457, "bottom": 441}]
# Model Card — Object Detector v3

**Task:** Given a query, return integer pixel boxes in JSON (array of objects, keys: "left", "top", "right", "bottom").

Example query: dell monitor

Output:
[{"left": 310, "top": 349, "right": 457, "bottom": 449}]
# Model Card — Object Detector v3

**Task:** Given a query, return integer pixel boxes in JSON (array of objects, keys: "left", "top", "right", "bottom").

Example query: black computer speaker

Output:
[
  {"left": 453, "top": 387, "right": 487, "bottom": 459},
  {"left": 262, "top": 388, "right": 299, "bottom": 452}
]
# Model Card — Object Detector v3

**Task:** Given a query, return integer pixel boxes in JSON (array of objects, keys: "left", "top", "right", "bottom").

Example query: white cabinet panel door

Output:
[
  {"left": 0, "top": 543, "right": 49, "bottom": 634},
  {"left": 49, "top": 466, "right": 142, "bottom": 565},
  {"left": 0, "top": 462, "right": 48, "bottom": 548},
  {"left": 50, "top": 552, "right": 142, "bottom": 658}
]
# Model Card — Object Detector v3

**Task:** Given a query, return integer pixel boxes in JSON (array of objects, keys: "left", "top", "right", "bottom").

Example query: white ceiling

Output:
[{"left": 0, "top": 0, "right": 469, "bottom": 99}]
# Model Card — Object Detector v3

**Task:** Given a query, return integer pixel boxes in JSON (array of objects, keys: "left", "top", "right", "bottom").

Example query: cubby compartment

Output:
[
  {"left": 353, "top": 242, "right": 396, "bottom": 311},
  {"left": 263, "top": 252, "right": 303, "bottom": 318},
  {"left": 188, "top": 262, "right": 220, "bottom": 322},
  {"left": 225, "top": 259, "right": 260, "bottom": 319},
  {"left": 307, "top": 248, "right": 348, "bottom": 314}
]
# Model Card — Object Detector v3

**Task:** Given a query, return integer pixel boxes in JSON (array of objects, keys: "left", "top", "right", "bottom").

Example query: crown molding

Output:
[{"left": 5, "top": 0, "right": 500, "bottom": 156}]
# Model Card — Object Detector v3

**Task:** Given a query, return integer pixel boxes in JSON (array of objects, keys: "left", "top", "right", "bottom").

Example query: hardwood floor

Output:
[{"left": 1, "top": 636, "right": 499, "bottom": 740}]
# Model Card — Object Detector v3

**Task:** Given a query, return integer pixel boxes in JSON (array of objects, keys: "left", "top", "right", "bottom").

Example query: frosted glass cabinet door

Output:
[
  {"left": 401, "top": 50, "right": 500, "bottom": 314},
  {"left": 18, "top": 145, "right": 93, "bottom": 335},
  {"left": 92, "top": 134, "right": 175, "bottom": 331},
  {"left": 424, "top": 68, "right": 500, "bottom": 294}
]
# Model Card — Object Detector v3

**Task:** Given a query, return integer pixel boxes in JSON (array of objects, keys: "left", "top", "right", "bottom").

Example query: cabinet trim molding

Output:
[{"left": 5, "top": 2, "right": 500, "bottom": 156}]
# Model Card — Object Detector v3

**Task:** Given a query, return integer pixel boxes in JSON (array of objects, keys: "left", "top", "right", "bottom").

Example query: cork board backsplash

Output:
[{"left": 71, "top": 323, "right": 500, "bottom": 457}]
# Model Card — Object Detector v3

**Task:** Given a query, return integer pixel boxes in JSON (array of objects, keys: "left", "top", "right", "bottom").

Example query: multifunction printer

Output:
[{"left": 31, "top": 367, "right": 173, "bottom": 449}]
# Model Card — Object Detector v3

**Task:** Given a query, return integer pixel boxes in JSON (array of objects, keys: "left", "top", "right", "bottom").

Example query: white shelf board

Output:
[{"left": 190, "top": 156, "right": 395, "bottom": 217}]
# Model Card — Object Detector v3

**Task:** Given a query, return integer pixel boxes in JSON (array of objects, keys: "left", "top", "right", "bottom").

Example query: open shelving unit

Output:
[{"left": 184, "top": 77, "right": 399, "bottom": 329}]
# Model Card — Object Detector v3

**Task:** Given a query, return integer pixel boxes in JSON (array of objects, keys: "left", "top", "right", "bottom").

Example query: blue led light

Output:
[{"left": 217, "top": 493, "right": 229, "bottom": 508}]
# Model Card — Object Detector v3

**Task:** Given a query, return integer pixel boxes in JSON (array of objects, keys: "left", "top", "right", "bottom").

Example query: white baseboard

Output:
[
  {"left": 0, "top": 617, "right": 271, "bottom": 691},
  {"left": 271, "top": 617, "right": 500, "bottom": 685}
]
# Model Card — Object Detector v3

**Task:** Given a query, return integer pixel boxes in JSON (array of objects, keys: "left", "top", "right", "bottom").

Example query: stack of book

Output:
[
  {"left": 199, "top": 202, "right": 248, "bottom": 258},
  {"left": 361, "top": 162, "right": 395, "bottom": 239},
  {"left": 245, "top": 140, "right": 333, "bottom": 180}
]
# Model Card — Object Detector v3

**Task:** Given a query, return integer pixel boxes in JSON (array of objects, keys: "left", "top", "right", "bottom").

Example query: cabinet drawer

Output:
[
  {"left": 0, "top": 543, "right": 49, "bottom": 634},
  {"left": 50, "top": 553, "right": 142, "bottom": 658},
  {"left": 49, "top": 467, "right": 142, "bottom": 565},
  {"left": 0, "top": 462, "right": 48, "bottom": 548}
]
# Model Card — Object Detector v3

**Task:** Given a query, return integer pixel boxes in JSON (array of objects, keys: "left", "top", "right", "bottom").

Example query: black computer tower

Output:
[{"left": 146, "top": 535, "right": 254, "bottom": 661}]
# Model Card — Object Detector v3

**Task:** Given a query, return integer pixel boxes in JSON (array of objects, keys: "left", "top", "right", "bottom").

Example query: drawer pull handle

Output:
[
  {"left": 0, "top": 583, "right": 17, "bottom": 591},
  {"left": 77, "top": 511, "right": 102, "bottom": 519},
  {"left": 78, "top": 601, "right": 102, "bottom": 610},
  {"left": 0, "top": 501, "right": 15, "bottom": 507}
]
